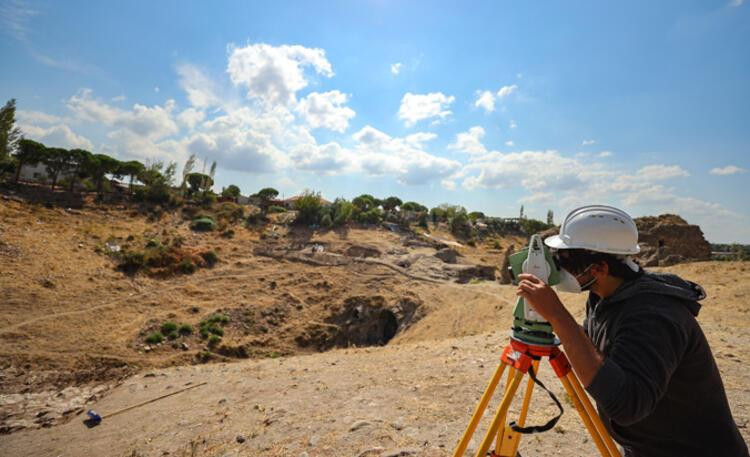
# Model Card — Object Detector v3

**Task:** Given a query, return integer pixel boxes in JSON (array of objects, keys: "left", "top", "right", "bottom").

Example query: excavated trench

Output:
[{"left": 295, "top": 295, "right": 422, "bottom": 350}]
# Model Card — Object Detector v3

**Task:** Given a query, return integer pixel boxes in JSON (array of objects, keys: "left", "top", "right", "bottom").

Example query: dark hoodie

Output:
[{"left": 583, "top": 272, "right": 748, "bottom": 457}]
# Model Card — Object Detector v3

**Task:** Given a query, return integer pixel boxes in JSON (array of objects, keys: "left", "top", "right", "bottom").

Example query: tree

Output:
[
  {"left": 331, "top": 198, "right": 355, "bottom": 226},
  {"left": 221, "top": 184, "right": 241, "bottom": 199},
  {"left": 255, "top": 187, "right": 279, "bottom": 212},
  {"left": 547, "top": 209, "right": 554, "bottom": 225},
  {"left": 401, "top": 201, "right": 427, "bottom": 213},
  {"left": 43, "top": 148, "right": 74, "bottom": 191},
  {"left": 294, "top": 191, "right": 323, "bottom": 226},
  {"left": 185, "top": 172, "right": 213, "bottom": 195},
  {"left": 352, "top": 194, "right": 379, "bottom": 212},
  {"left": 382, "top": 196, "right": 403, "bottom": 212},
  {"left": 117, "top": 160, "right": 145, "bottom": 193},
  {"left": 67, "top": 149, "right": 93, "bottom": 192},
  {"left": 519, "top": 205, "right": 525, "bottom": 219},
  {"left": 0, "top": 99, "right": 22, "bottom": 161},
  {"left": 136, "top": 161, "right": 176, "bottom": 204},
  {"left": 84, "top": 154, "right": 121, "bottom": 194},
  {"left": 14, "top": 139, "right": 46, "bottom": 183}
]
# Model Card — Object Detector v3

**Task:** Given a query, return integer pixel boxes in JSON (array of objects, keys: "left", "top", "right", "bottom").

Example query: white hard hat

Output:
[{"left": 544, "top": 205, "right": 640, "bottom": 255}]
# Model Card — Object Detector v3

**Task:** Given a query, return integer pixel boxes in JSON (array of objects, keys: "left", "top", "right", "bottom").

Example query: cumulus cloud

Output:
[
  {"left": 404, "top": 132, "right": 437, "bottom": 148},
  {"left": 497, "top": 84, "right": 518, "bottom": 98},
  {"left": 227, "top": 43, "right": 333, "bottom": 106},
  {"left": 474, "top": 90, "right": 495, "bottom": 113},
  {"left": 177, "top": 63, "right": 223, "bottom": 109},
  {"left": 177, "top": 107, "right": 206, "bottom": 130},
  {"left": 295, "top": 90, "right": 355, "bottom": 132},
  {"left": 352, "top": 125, "right": 461, "bottom": 185},
  {"left": 397, "top": 92, "right": 455, "bottom": 127},
  {"left": 710, "top": 165, "right": 745, "bottom": 175},
  {"left": 505, "top": 140, "right": 514, "bottom": 147},
  {"left": 391, "top": 62, "right": 402, "bottom": 75},
  {"left": 66, "top": 89, "right": 179, "bottom": 140},
  {"left": 17, "top": 110, "right": 63, "bottom": 124},
  {"left": 18, "top": 122, "right": 93, "bottom": 150},
  {"left": 448, "top": 126, "right": 487, "bottom": 154},
  {"left": 582, "top": 139, "right": 596, "bottom": 146}
]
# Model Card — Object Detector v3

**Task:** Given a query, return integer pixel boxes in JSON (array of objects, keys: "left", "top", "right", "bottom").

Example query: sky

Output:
[{"left": 1, "top": 0, "right": 749, "bottom": 243}]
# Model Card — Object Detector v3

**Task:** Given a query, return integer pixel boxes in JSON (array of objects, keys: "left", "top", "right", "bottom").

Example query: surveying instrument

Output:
[{"left": 452, "top": 235, "right": 621, "bottom": 457}]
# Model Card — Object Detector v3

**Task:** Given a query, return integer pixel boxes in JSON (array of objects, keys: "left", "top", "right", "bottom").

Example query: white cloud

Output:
[
  {"left": 18, "top": 122, "right": 93, "bottom": 150},
  {"left": 227, "top": 43, "right": 333, "bottom": 106},
  {"left": 177, "top": 63, "right": 223, "bottom": 109},
  {"left": 404, "top": 132, "right": 437, "bottom": 148},
  {"left": 397, "top": 92, "right": 455, "bottom": 127},
  {"left": 497, "top": 84, "right": 518, "bottom": 98},
  {"left": 474, "top": 90, "right": 495, "bottom": 113},
  {"left": 597, "top": 150, "right": 613, "bottom": 158},
  {"left": 290, "top": 141, "right": 354, "bottom": 174},
  {"left": 582, "top": 139, "right": 596, "bottom": 146},
  {"left": 177, "top": 107, "right": 206, "bottom": 130},
  {"left": 111, "top": 95, "right": 126, "bottom": 102},
  {"left": 352, "top": 125, "right": 461, "bottom": 185},
  {"left": 509, "top": 120, "right": 517, "bottom": 129},
  {"left": 295, "top": 90, "right": 355, "bottom": 132},
  {"left": 391, "top": 62, "right": 403, "bottom": 75},
  {"left": 0, "top": 0, "right": 37, "bottom": 41},
  {"left": 710, "top": 165, "right": 745, "bottom": 175},
  {"left": 448, "top": 126, "right": 487, "bottom": 154},
  {"left": 17, "top": 110, "right": 63, "bottom": 124},
  {"left": 635, "top": 164, "right": 689, "bottom": 180},
  {"left": 66, "top": 89, "right": 179, "bottom": 140},
  {"left": 729, "top": 0, "right": 744, "bottom": 6},
  {"left": 505, "top": 140, "right": 514, "bottom": 147}
]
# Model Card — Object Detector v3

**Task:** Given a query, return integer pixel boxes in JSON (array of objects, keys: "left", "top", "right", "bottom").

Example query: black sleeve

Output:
[{"left": 585, "top": 307, "right": 688, "bottom": 426}]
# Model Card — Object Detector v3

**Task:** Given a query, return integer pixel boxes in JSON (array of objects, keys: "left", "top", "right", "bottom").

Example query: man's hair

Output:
[{"left": 556, "top": 249, "right": 643, "bottom": 281}]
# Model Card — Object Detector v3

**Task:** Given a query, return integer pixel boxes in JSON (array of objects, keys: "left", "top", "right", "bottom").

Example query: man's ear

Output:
[{"left": 592, "top": 261, "right": 609, "bottom": 278}]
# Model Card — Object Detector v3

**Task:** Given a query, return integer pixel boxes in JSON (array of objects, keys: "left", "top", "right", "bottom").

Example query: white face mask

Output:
[{"left": 555, "top": 265, "right": 597, "bottom": 294}]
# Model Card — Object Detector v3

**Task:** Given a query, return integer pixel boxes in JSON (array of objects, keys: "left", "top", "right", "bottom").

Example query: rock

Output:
[
  {"left": 356, "top": 447, "right": 385, "bottom": 457},
  {"left": 453, "top": 264, "right": 497, "bottom": 283},
  {"left": 381, "top": 448, "right": 418, "bottom": 457},
  {"left": 348, "top": 419, "right": 372, "bottom": 432},
  {"left": 144, "top": 346, "right": 152, "bottom": 353},
  {"left": 181, "top": 342, "right": 190, "bottom": 351},
  {"left": 635, "top": 214, "right": 711, "bottom": 264},
  {"left": 345, "top": 244, "right": 381, "bottom": 258},
  {"left": 434, "top": 248, "right": 458, "bottom": 264},
  {"left": 236, "top": 435, "right": 246, "bottom": 443}
]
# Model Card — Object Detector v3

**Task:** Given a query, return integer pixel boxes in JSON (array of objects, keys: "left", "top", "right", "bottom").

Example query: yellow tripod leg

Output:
[
  {"left": 474, "top": 368, "right": 524, "bottom": 457},
  {"left": 493, "top": 359, "right": 540, "bottom": 456},
  {"left": 452, "top": 362, "right": 508, "bottom": 457},
  {"left": 567, "top": 372, "right": 621, "bottom": 457},
  {"left": 559, "top": 374, "right": 613, "bottom": 457}
]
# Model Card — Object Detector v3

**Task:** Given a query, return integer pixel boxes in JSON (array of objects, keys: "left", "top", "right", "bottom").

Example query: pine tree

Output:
[{"left": 0, "top": 99, "right": 22, "bottom": 161}]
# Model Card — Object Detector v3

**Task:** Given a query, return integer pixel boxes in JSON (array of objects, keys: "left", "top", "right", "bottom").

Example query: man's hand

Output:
[
  {"left": 516, "top": 273, "right": 566, "bottom": 324},
  {"left": 516, "top": 273, "right": 604, "bottom": 386}
]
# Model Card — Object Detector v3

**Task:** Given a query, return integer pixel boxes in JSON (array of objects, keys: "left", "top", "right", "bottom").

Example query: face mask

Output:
[{"left": 555, "top": 265, "right": 597, "bottom": 294}]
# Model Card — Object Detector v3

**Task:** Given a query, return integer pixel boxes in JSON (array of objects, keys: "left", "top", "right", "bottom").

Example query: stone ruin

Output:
[
  {"left": 533, "top": 214, "right": 711, "bottom": 267},
  {"left": 634, "top": 214, "right": 711, "bottom": 266}
]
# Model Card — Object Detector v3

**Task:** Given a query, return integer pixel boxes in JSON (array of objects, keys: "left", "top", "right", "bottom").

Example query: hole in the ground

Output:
[{"left": 294, "top": 295, "right": 421, "bottom": 350}]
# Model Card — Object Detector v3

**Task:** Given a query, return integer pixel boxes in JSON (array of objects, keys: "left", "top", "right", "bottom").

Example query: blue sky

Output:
[{"left": 1, "top": 0, "right": 748, "bottom": 242}]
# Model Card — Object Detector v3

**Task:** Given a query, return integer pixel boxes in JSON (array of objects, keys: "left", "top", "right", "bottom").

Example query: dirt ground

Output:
[{"left": 1, "top": 194, "right": 748, "bottom": 456}]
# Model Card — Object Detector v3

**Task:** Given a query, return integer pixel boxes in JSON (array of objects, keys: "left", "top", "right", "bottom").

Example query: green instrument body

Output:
[{"left": 508, "top": 236, "right": 561, "bottom": 345}]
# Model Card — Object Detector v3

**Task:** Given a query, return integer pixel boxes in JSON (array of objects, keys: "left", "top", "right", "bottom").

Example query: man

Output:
[{"left": 516, "top": 205, "right": 748, "bottom": 457}]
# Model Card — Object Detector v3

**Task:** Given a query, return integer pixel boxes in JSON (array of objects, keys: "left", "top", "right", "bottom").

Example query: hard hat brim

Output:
[
  {"left": 544, "top": 234, "right": 641, "bottom": 255},
  {"left": 543, "top": 235, "right": 568, "bottom": 250}
]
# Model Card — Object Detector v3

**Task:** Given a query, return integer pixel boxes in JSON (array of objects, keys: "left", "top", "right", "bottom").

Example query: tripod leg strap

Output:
[{"left": 508, "top": 365, "right": 564, "bottom": 434}]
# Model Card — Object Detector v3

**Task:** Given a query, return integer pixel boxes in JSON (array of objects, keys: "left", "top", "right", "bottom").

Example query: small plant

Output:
[
  {"left": 208, "top": 334, "right": 222, "bottom": 347},
  {"left": 267, "top": 205, "right": 287, "bottom": 214},
  {"left": 145, "top": 331, "right": 164, "bottom": 344},
  {"left": 200, "top": 251, "right": 219, "bottom": 267},
  {"left": 160, "top": 321, "right": 178, "bottom": 334},
  {"left": 190, "top": 216, "right": 216, "bottom": 232},
  {"left": 167, "top": 330, "right": 179, "bottom": 340},
  {"left": 178, "top": 260, "right": 197, "bottom": 274},
  {"left": 178, "top": 323, "right": 193, "bottom": 335},
  {"left": 492, "top": 239, "right": 502, "bottom": 250}
]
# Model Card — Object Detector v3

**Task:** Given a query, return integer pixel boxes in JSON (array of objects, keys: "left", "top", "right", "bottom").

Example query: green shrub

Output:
[
  {"left": 320, "top": 213, "right": 333, "bottom": 228},
  {"left": 118, "top": 251, "right": 146, "bottom": 273},
  {"left": 267, "top": 205, "right": 287, "bottom": 214},
  {"left": 178, "top": 324, "right": 193, "bottom": 335},
  {"left": 208, "top": 334, "right": 221, "bottom": 347},
  {"left": 294, "top": 191, "right": 323, "bottom": 225},
  {"left": 355, "top": 208, "right": 383, "bottom": 225},
  {"left": 145, "top": 331, "right": 164, "bottom": 344},
  {"left": 167, "top": 330, "right": 179, "bottom": 340},
  {"left": 160, "top": 322, "right": 178, "bottom": 334},
  {"left": 178, "top": 260, "right": 197, "bottom": 274},
  {"left": 190, "top": 216, "right": 216, "bottom": 231},
  {"left": 216, "top": 202, "right": 244, "bottom": 222},
  {"left": 200, "top": 251, "right": 219, "bottom": 266}
]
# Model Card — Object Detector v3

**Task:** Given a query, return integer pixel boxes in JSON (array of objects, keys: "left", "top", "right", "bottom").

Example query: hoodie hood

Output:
[{"left": 596, "top": 272, "right": 706, "bottom": 316}]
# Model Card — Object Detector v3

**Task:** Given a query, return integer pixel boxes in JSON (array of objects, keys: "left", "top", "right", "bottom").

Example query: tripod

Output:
[{"left": 452, "top": 337, "right": 622, "bottom": 457}]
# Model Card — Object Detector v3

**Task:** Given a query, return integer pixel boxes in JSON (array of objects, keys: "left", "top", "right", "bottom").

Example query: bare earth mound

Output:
[{"left": 1, "top": 197, "right": 748, "bottom": 456}]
